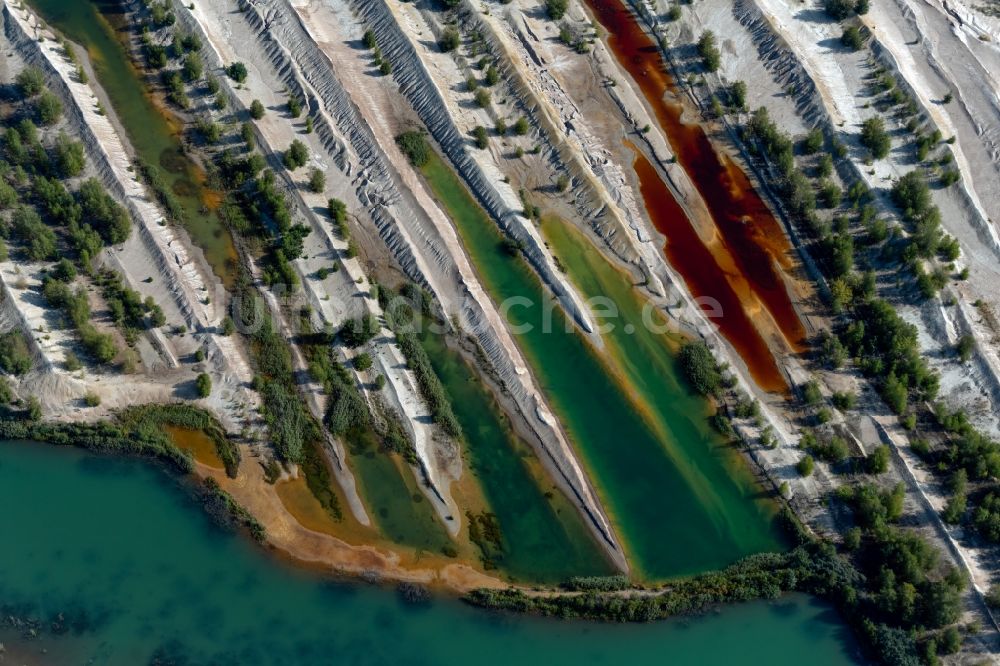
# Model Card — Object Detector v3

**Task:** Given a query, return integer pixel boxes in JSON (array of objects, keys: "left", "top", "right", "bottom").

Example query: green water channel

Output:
[
  {"left": 344, "top": 431, "right": 454, "bottom": 555},
  {"left": 0, "top": 440, "right": 862, "bottom": 664},
  {"left": 418, "top": 331, "right": 612, "bottom": 581},
  {"left": 29, "top": 0, "right": 237, "bottom": 284},
  {"left": 420, "top": 154, "right": 780, "bottom": 578},
  {"left": 538, "top": 217, "right": 783, "bottom": 561}
]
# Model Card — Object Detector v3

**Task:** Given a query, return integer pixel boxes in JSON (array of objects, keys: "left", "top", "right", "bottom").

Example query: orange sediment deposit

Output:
[
  {"left": 195, "top": 456, "right": 506, "bottom": 594},
  {"left": 585, "top": 0, "right": 807, "bottom": 356},
  {"left": 627, "top": 145, "right": 789, "bottom": 393},
  {"left": 165, "top": 425, "right": 225, "bottom": 471}
]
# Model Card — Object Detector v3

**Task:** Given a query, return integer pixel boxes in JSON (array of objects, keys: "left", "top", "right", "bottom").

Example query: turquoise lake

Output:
[{"left": 0, "top": 440, "right": 862, "bottom": 664}]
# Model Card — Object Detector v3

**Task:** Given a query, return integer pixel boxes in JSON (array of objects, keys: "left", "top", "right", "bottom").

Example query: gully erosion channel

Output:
[{"left": 586, "top": 0, "right": 810, "bottom": 393}]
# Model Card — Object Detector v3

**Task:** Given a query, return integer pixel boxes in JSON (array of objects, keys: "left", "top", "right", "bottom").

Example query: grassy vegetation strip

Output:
[
  {"left": 118, "top": 403, "right": 240, "bottom": 477},
  {"left": 0, "top": 416, "right": 193, "bottom": 473},
  {"left": 467, "top": 549, "right": 807, "bottom": 621}
]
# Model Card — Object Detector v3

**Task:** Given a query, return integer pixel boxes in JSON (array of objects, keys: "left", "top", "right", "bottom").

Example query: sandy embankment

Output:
[
  {"left": 195, "top": 458, "right": 507, "bottom": 593},
  {"left": 173, "top": 0, "right": 628, "bottom": 566},
  {"left": 0, "top": 1, "right": 259, "bottom": 432},
  {"left": 182, "top": 0, "right": 628, "bottom": 568},
  {"left": 349, "top": 0, "right": 599, "bottom": 339}
]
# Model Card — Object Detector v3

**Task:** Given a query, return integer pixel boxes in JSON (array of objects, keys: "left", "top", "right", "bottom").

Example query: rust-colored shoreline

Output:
[
  {"left": 627, "top": 146, "right": 789, "bottom": 393},
  {"left": 585, "top": 0, "right": 807, "bottom": 359}
]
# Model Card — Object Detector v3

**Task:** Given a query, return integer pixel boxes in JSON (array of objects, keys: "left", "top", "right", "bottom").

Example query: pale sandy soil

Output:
[
  {"left": 199, "top": 451, "right": 506, "bottom": 593},
  {"left": 0, "top": 1, "right": 258, "bottom": 434}
]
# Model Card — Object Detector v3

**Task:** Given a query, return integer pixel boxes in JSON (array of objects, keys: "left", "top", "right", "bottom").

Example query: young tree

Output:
[
  {"left": 283, "top": 139, "right": 309, "bottom": 170},
  {"left": 803, "top": 128, "right": 824, "bottom": 154},
  {"left": 308, "top": 168, "right": 326, "bottom": 193},
  {"left": 841, "top": 26, "right": 864, "bottom": 51},
  {"left": 182, "top": 53, "right": 203, "bottom": 81},
  {"left": 15, "top": 67, "right": 45, "bottom": 98},
  {"left": 250, "top": 99, "right": 266, "bottom": 119},
  {"left": 485, "top": 65, "right": 500, "bottom": 87},
  {"left": 697, "top": 31, "right": 721, "bottom": 73},
  {"left": 439, "top": 27, "right": 460, "bottom": 53},
  {"left": 241, "top": 122, "right": 255, "bottom": 148},
  {"left": 797, "top": 454, "right": 815, "bottom": 477},
  {"left": 474, "top": 88, "right": 492, "bottom": 109},
  {"left": 729, "top": 81, "right": 747, "bottom": 111},
  {"left": 26, "top": 395, "right": 42, "bottom": 422},
  {"left": 545, "top": 0, "right": 568, "bottom": 20},
  {"left": 869, "top": 444, "right": 890, "bottom": 474},
  {"left": 860, "top": 117, "right": 891, "bottom": 159},
  {"left": 824, "top": 0, "right": 854, "bottom": 19},
  {"left": 473, "top": 125, "right": 489, "bottom": 150},
  {"left": 35, "top": 91, "right": 63, "bottom": 126},
  {"left": 54, "top": 132, "right": 86, "bottom": 178},
  {"left": 195, "top": 372, "right": 212, "bottom": 398}
]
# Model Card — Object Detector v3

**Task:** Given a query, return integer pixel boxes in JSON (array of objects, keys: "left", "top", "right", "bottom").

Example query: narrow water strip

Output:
[
  {"left": 584, "top": 0, "right": 807, "bottom": 354},
  {"left": 420, "top": 150, "right": 780, "bottom": 578},
  {"left": 29, "top": 0, "right": 237, "bottom": 285},
  {"left": 628, "top": 145, "right": 788, "bottom": 392},
  {"left": 419, "top": 330, "right": 613, "bottom": 582}
]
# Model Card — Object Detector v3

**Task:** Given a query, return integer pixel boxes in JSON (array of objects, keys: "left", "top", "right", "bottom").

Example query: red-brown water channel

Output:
[{"left": 585, "top": 0, "right": 808, "bottom": 391}]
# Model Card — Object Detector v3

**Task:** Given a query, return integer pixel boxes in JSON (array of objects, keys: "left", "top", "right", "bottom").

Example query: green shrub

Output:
[
  {"left": 396, "top": 131, "right": 431, "bottom": 167},
  {"left": 250, "top": 99, "right": 265, "bottom": 119},
  {"left": 0, "top": 330, "right": 33, "bottom": 376},
  {"left": 678, "top": 341, "right": 721, "bottom": 396},
  {"left": 354, "top": 352, "right": 373, "bottom": 372},
  {"left": 226, "top": 62, "right": 248, "bottom": 83},
  {"left": 195, "top": 373, "right": 212, "bottom": 398}
]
